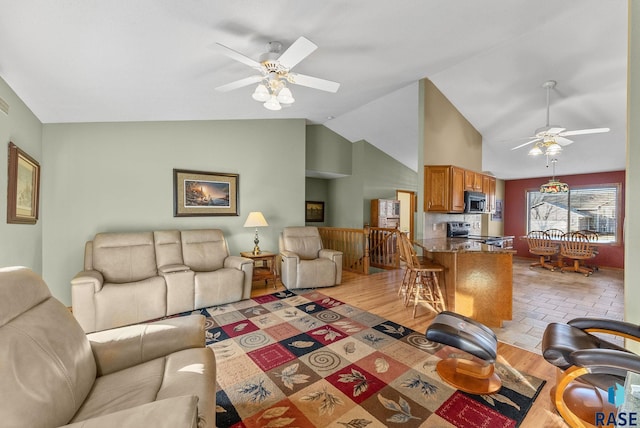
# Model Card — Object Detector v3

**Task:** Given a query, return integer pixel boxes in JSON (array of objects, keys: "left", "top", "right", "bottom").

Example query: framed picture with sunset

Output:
[{"left": 173, "top": 169, "right": 238, "bottom": 216}]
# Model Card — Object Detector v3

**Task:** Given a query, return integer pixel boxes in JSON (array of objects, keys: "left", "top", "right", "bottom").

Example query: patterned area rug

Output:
[{"left": 197, "top": 290, "right": 545, "bottom": 427}]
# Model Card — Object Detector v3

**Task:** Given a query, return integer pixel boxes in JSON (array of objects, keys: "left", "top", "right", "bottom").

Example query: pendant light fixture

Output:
[{"left": 540, "top": 158, "right": 569, "bottom": 194}]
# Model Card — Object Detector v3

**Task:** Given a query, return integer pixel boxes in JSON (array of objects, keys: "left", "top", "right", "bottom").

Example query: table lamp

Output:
[{"left": 243, "top": 211, "right": 269, "bottom": 255}]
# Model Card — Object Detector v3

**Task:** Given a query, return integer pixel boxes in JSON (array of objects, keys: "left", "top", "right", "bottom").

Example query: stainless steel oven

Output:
[{"left": 446, "top": 221, "right": 514, "bottom": 249}]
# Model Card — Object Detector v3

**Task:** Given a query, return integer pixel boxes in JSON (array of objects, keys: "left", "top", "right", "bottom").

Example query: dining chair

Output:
[
  {"left": 578, "top": 230, "right": 600, "bottom": 271},
  {"left": 544, "top": 229, "right": 565, "bottom": 268},
  {"left": 544, "top": 228, "right": 564, "bottom": 240},
  {"left": 560, "top": 232, "right": 597, "bottom": 276},
  {"left": 399, "top": 233, "right": 446, "bottom": 318},
  {"left": 526, "top": 230, "right": 558, "bottom": 271}
]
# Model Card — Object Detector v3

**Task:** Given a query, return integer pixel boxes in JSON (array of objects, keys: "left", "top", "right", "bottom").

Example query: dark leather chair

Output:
[
  {"left": 426, "top": 311, "right": 501, "bottom": 394},
  {"left": 542, "top": 318, "right": 640, "bottom": 427}
]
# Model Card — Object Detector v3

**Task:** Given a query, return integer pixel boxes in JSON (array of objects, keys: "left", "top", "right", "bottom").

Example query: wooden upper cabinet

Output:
[
  {"left": 484, "top": 175, "right": 496, "bottom": 212},
  {"left": 424, "top": 166, "right": 450, "bottom": 212},
  {"left": 426, "top": 165, "right": 493, "bottom": 213},
  {"left": 451, "top": 166, "right": 465, "bottom": 212},
  {"left": 424, "top": 165, "right": 465, "bottom": 213},
  {"left": 464, "top": 170, "right": 475, "bottom": 191},
  {"left": 464, "top": 169, "right": 483, "bottom": 192}
]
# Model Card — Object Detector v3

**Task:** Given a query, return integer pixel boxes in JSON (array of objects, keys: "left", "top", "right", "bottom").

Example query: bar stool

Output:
[{"left": 399, "top": 233, "right": 446, "bottom": 318}]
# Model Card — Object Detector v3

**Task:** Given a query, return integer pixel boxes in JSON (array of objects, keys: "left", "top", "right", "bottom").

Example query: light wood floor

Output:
[{"left": 247, "top": 257, "right": 622, "bottom": 427}]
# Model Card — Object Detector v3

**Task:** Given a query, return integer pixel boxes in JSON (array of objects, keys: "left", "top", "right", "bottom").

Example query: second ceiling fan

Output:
[
  {"left": 511, "top": 80, "right": 610, "bottom": 156},
  {"left": 215, "top": 36, "right": 340, "bottom": 111}
]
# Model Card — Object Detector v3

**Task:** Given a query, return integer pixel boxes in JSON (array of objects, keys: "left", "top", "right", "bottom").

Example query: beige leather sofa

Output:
[
  {"left": 72, "top": 229, "right": 253, "bottom": 332},
  {"left": 0, "top": 266, "right": 216, "bottom": 428},
  {"left": 279, "top": 226, "right": 343, "bottom": 289}
]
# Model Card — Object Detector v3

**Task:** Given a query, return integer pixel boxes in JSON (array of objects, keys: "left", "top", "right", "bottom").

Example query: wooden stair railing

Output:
[
  {"left": 318, "top": 226, "right": 401, "bottom": 274},
  {"left": 369, "top": 227, "right": 401, "bottom": 270},
  {"left": 317, "top": 227, "right": 370, "bottom": 274}
]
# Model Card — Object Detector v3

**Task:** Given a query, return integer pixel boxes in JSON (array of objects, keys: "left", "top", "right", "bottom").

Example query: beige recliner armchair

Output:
[
  {"left": 279, "top": 226, "right": 342, "bottom": 289},
  {"left": 0, "top": 267, "right": 216, "bottom": 428}
]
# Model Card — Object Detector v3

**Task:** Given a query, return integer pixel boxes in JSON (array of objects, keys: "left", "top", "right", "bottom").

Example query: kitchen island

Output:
[{"left": 417, "top": 238, "right": 516, "bottom": 327}]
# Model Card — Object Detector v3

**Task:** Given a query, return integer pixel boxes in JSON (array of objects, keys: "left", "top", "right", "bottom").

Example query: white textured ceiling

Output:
[{"left": 0, "top": 0, "right": 628, "bottom": 179}]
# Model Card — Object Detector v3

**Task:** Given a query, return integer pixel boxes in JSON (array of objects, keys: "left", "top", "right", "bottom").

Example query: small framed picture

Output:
[
  {"left": 7, "top": 142, "right": 40, "bottom": 224},
  {"left": 305, "top": 201, "right": 325, "bottom": 222},
  {"left": 491, "top": 200, "right": 503, "bottom": 221},
  {"left": 173, "top": 169, "right": 239, "bottom": 216}
]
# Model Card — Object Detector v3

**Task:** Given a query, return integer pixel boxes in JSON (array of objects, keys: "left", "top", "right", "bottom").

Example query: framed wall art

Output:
[
  {"left": 7, "top": 142, "right": 40, "bottom": 224},
  {"left": 305, "top": 201, "right": 325, "bottom": 222},
  {"left": 173, "top": 169, "right": 239, "bottom": 217},
  {"left": 491, "top": 199, "right": 503, "bottom": 221}
]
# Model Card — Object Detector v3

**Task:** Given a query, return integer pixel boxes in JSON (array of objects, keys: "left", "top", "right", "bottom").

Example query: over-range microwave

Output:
[{"left": 464, "top": 191, "right": 486, "bottom": 213}]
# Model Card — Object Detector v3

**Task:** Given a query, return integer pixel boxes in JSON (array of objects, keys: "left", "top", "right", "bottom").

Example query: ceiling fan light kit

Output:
[
  {"left": 528, "top": 139, "right": 562, "bottom": 156},
  {"left": 215, "top": 36, "right": 340, "bottom": 111},
  {"left": 511, "top": 80, "right": 610, "bottom": 155}
]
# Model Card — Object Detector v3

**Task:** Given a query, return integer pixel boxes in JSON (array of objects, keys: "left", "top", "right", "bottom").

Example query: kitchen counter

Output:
[
  {"left": 416, "top": 238, "right": 513, "bottom": 327},
  {"left": 417, "top": 238, "right": 516, "bottom": 254}
]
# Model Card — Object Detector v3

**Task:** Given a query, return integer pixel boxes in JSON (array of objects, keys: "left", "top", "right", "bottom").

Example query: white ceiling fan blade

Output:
[
  {"left": 554, "top": 136, "right": 574, "bottom": 146},
  {"left": 215, "top": 75, "right": 263, "bottom": 92},
  {"left": 277, "top": 37, "right": 318, "bottom": 70},
  {"left": 511, "top": 138, "right": 541, "bottom": 150},
  {"left": 288, "top": 72, "right": 340, "bottom": 93},
  {"left": 215, "top": 43, "right": 263, "bottom": 70},
  {"left": 546, "top": 127, "right": 566, "bottom": 135},
  {"left": 559, "top": 127, "right": 610, "bottom": 137}
]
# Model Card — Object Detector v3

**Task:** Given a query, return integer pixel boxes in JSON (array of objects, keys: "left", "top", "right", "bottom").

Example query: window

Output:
[{"left": 527, "top": 184, "right": 620, "bottom": 243}]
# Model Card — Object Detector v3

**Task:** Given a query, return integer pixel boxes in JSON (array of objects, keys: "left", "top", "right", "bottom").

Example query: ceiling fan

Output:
[
  {"left": 215, "top": 36, "right": 340, "bottom": 111},
  {"left": 511, "top": 80, "right": 610, "bottom": 155}
]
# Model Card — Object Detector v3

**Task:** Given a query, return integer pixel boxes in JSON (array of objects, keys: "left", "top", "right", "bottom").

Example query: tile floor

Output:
[{"left": 495, "top": 257, "right": 624, "bottom": 353}]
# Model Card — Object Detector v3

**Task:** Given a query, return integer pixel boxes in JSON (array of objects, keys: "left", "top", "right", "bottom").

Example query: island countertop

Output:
[{"left": 416, "top": 238, "right": 517, "bottom": 254}]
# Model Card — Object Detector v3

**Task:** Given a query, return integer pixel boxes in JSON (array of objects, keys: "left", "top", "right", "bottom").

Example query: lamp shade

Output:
[
  {"left": 263, "top": 95, "right": 282, "bottom": 111},
  {"left": 244, "top": 211, "right": 268, "bottom": 228},
  {"left": 545, "top": 142, "right": 562, "bottom": 155},
  {"left": 528, "top": 145, "right": 543, "bottom": 156},
  {"left": 252, "top": 84, "right": 270, "bottom": 102},
  {"left": 277, "top": 87, "right": 295, "bottom": 104},
  {"left": 540, "top": 180, "right": 569, "bottom": 193}
]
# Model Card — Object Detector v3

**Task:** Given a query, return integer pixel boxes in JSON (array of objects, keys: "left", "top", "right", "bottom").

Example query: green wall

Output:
[
  {"left": 306, "top": 125, "right": 352, "bottom": 176},
  {"left": 0, "top": 77, "right": 43, "bottom": 272},
  {"left": 330, "top": 140, "right": 418, "bottom": 228},
  {"left": 42, "top": 119, "right": 306, "bottom": 305}
]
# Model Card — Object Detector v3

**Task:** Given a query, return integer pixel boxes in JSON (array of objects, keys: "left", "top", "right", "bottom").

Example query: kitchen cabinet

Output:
[
  {"left": 464, "top": 170, "right": 483, "bottom": 192},
  {"left": 483, "top": 175, "right": 496, "bottom": 212},
  {"left": 424, "top": 166, "right": 465, "bottom": 212},
  {"left": 426, "top": 165, "right": 496, "bottom": 213}
]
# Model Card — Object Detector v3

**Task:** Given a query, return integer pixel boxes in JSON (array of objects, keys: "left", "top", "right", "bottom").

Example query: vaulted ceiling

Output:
[{"left": 0, "top": 0, "right": 627, "bottom": 179}]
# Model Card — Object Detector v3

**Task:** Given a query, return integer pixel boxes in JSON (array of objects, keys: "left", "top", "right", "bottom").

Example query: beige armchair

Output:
[
  {"left": 279, "top": 226, "right": 342, "bottom": 289},
  {"left": 0, "top": 267, "right": 216, "bottom": 428}
]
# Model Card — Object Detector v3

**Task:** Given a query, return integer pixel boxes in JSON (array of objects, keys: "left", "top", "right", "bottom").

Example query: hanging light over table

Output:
[{"left": 540, "top": 158, "right": 569, "bottom": 194}]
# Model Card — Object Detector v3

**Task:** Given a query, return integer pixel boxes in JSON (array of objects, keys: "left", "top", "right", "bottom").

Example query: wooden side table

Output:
[{"left": 240, "top": 251, "right": 278, "bottom": 289}]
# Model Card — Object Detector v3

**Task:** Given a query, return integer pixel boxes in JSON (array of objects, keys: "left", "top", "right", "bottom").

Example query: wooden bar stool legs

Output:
[
  {"left": 397, "top": 233, "right": 446, "bottom": 318},
  {"left": 407, "top": 268, "right": 446, "bottom": 318}
]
